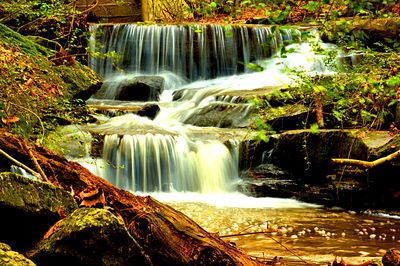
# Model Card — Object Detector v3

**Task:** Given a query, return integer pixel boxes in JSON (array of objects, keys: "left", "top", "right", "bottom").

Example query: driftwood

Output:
[
  {"left": 0, "top": 129, "right": 263, "bottom": 265},
  {"left": 331, "top": 149, "right": 400, "bottom": 169}
]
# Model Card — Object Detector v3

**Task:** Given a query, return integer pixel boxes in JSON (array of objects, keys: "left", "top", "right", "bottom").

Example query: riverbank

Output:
[{"left": 0, "top": 19, "right": 399, "bottom": 265}]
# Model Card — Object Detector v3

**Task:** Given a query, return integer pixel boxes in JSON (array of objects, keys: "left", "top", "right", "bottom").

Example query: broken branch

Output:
[
  {"left": 0, "top": 148, "right": 41, "bottom": 179},
  {"left": 23, "top": 142, "right": 50, "bottom": 183}
]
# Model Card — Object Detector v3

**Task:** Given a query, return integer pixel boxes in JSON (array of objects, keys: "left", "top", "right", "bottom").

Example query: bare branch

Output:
[
  {"left": 0, "top": 148, "right": 41, "bottom": 180},
  {"left": 331, "top": 150, "right": 400, "bottom": 169}
]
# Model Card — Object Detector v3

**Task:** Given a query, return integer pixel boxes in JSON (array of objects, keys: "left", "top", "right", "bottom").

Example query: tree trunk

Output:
[{"left": 0, "top": 129, "right": 263, "bottom": 265}]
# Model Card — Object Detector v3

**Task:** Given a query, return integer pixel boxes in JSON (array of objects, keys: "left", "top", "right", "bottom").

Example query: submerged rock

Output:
[
  {"left": 0, "top": 243, "right": 36, "bottom": 266},
  {"left": 28, "top": 208, "right": 150, "bottom": 266},
  {"left": 136, "top": 103, "right": 161, "bottom": 119},
  {"left": 0, "top": 172, "right": 78, "bottom": 250},
  {"left": 382, "top": 248, "right": 400, "bottom": 266}
]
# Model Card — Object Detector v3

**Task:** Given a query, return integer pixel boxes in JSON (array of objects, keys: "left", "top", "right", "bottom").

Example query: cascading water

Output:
[
  {"left": 96, "top": 133, "right": 238, "bottom": 193},
  {"left": 85, "top": 23, "right": 306, "bottom": 194},
  {"left": 89, "top": 24, "right": 300, "bottom": 80}
]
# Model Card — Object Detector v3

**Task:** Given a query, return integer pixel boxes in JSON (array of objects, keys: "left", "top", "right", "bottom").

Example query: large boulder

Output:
[
  {"left": 93, "top": 75, "right": 165, "bottom": 101},
  {"left": 0, "top": 243, "right": 36, "bottom": 266},
  {"left": 28, "top": 208, "right": 150, "bottom": 266},
  {"left": 0, "top": 172, "right": 78, "bottom": 250},
  {"left": 117, "top": 76, "right": 164, "bottom": 101}
]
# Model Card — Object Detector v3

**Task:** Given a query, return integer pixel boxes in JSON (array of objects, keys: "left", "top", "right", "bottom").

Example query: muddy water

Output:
[{"left": 153, "top": 194, "right": 400, "bottom": 265}]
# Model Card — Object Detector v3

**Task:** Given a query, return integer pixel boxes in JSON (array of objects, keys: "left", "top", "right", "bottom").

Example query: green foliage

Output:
[
  {"left": 282, "top": 49, "right": 399, "bottom": 130},
  {"left": 0, "top": 0, "right": 89, "bottom": 58},
  {"left": 180, "top": 0, "right": 398, "bottom": 23},
  {"left": 0, "top": 24, "right": 101, "bottom": 141}
]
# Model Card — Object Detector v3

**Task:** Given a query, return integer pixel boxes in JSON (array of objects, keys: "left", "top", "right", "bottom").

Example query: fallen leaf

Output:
[
  {"left": 79, "top": 186, "right": 107, "bottom": 208},
  {"left": 1, "top": 116, "right": 20, "bottom": 125}
]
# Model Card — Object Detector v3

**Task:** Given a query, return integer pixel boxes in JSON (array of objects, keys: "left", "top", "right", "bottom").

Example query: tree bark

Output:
[{"left": 0, "top": 129, "right": 263, "bottom": 265}]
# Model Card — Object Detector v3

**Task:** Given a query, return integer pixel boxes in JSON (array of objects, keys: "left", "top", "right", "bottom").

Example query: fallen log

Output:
[
  {"left": 331, "top": 149, "right": 400, "bottom": 169},
  {"left": 0, "top": 129, "right": 263, "bottom": 265}
]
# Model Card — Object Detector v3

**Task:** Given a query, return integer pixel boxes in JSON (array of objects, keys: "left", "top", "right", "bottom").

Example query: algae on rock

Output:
[
  {"left": 0, "top": 242, "right": 36, "bottom": 266},
  {"left": 28, "top": 208, "right": 150, "bottom": 266},
  {"left": 0, "top": 172, "right": 78, "bottom": 250}
]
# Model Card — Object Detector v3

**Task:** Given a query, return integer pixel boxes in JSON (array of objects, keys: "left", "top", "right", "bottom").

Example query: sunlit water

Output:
[{"left": 147, "top": 193, "right": 400, "bottom": 265}]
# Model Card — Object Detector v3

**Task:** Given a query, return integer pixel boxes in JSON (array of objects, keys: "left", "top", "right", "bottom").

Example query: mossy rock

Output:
[
  {"left": 0, "top": 172, "right": 78, "bottom": 250},
  {"left": 0, "top": 243, "right": 36, "bottom": 266},
  {"left": 28, "top": 208, "right": 150, "bottom": 266},
  {"left": 0, "top": 23, "right": 51, "bottom": 57}
]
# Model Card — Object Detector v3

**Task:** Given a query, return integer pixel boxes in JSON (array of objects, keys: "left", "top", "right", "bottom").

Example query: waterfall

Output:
[
  {"left": 89, "top": 24, "right": 300, "bottom": 80},
  {"left": 93, "top": 133, "right": 238, "bottom": 193},
  {"left": 83, "top": 23, "right": 333, "bottom": 194}
]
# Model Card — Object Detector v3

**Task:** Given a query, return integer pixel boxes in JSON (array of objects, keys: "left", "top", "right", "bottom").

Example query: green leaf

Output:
[{"left": 310, "top": 123, "right": 319, "bottom": 134}]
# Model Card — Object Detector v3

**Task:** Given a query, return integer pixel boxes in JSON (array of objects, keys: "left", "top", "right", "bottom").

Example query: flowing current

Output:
[{"left": 80, "top": 24, "right": 400, "bottom": 264}]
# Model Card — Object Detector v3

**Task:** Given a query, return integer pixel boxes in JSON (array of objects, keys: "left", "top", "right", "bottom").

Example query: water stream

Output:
[{"left": 80, "top": 24, "right": 400, "bottom": 264}]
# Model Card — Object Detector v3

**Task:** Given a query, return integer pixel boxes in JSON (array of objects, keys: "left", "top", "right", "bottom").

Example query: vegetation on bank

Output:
[{"left": 0, "top": 22, "right": 100, "bottom": 141}]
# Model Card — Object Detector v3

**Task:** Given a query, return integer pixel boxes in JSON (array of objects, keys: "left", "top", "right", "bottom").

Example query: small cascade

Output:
[
  {"left": 89, "top": 24, "right": 300, "bottom": 80},
  {"left": 93, "top": 133, "right": 238, "bottom": 193}
]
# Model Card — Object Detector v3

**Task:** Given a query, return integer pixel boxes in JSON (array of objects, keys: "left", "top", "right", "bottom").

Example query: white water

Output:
[
  {"left": 84, "top": 24, "right": 344, "bottom": 195},
  {"left": 89, "top": 24, "right": 301, "bottom": 79}
]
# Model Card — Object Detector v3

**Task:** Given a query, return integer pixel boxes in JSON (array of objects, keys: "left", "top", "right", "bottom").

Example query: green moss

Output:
[
  {"left": 0, "top": 249, "right": 36, "bottom": 266},
  {"left": 0, "top": 23, "right": 51, "bottom": 57},
  {"left": 0, "top": 172, "right": 77, "bottom": 215},
  {"left": 57, "top": 64, "right": 101, "bottom": 99},
  {"left": 0, "top": 23, "right": 101, "bottom": 140},
  {"left": 32, "top": 208, "right": 148, "bottom": 265}
]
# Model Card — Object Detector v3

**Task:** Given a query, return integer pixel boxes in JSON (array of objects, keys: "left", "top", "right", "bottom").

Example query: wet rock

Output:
[
  {"left": 238, "top": 164, "right": 300, "bottom": 198},
  {"left": 382, "top": 248, "right": 400, "bottom": 266},
  {"left": 117, "top": 75, "right": 164, "bottom": 101},
  {"left": 172, "top": 88, "right": 190, "bottom": 101},
  {"left": 136, "top": 103, "right": 160, "bottom": 119},
  {"left": 72, "top": 81, "right": 103, "bottom": 102},
  {"left": 0, "top": 242, "right": 36, "bottom": 266},
  {"left": 28, "top": 208, "right": 149, "bottom": 266},
  {"left": 184, "top": 103, "right": 255, "bottom": 128},
  {"left": 239, "top": 130, "right": 400, "bottom": 209},
  {"left": 0, "top": 172, "right": 78, "bottom": 250},
  {"left": 94, "top": 75, "right": 165, "bottom": 101}
]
